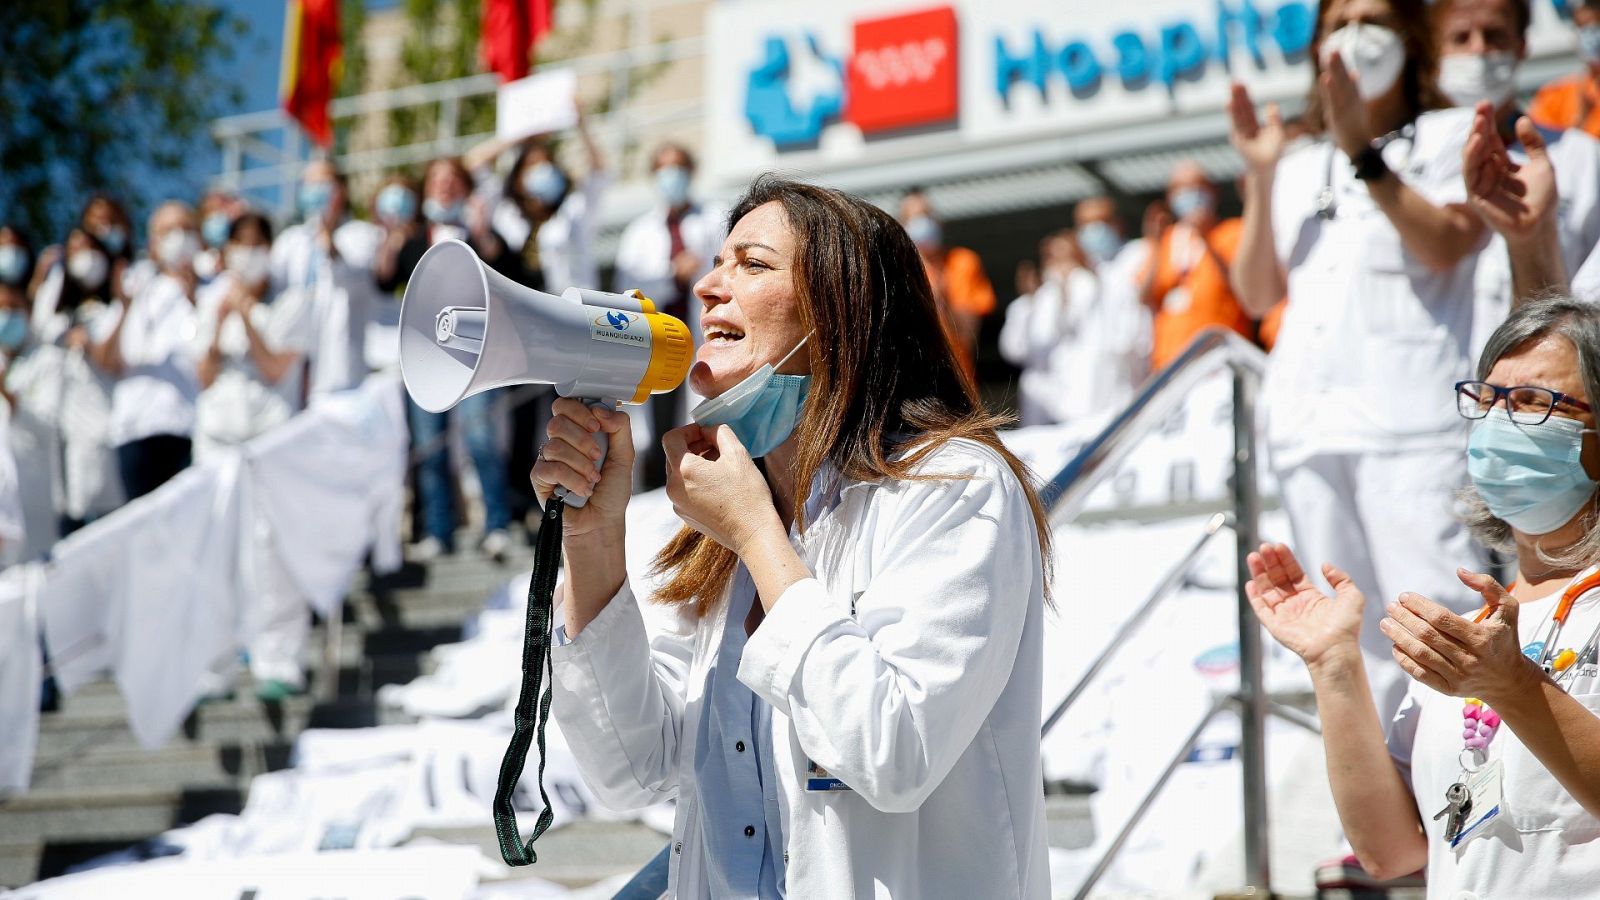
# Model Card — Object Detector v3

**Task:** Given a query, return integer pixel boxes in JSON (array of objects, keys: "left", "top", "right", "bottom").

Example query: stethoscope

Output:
[
  {"left": 1313, "top": 122, "right": 1418, "bottom": 221},
  {"left": 1473, "top": 570, "right": 1600, "bottom": 682}
]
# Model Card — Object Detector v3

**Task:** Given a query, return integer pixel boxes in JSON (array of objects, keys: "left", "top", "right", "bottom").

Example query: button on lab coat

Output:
[{"left": 551, "top": 439, "right": 1051, "bottom": 898}]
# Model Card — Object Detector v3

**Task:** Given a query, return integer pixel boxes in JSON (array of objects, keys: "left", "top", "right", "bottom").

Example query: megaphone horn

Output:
[{"left": 398, "top": 238, "right": 694, "bottom": 508}]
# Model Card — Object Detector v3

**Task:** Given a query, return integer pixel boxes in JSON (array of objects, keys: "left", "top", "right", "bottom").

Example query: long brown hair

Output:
[
  {"left": 1301, "top": 0, "right": 1447, "bottom": 135},
  {"left": 650, "top": 175, "right": 1053, "bottom": 617}
]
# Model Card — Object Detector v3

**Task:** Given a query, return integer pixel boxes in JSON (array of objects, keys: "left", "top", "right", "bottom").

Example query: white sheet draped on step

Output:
[{"left": 28, "top": 376, "right": 407, "bottom": 754}]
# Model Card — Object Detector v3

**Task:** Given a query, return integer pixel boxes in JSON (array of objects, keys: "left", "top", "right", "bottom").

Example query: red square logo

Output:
[{"left": 846, "top": 6, "right": 959, "bottom": 134}]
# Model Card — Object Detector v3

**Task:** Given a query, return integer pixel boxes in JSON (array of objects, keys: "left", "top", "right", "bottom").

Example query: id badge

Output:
[
  {"left": 806, "top": 759, "right": 852, "bottom": 792},
  {"left": 1451, "top": 759, "right": 1504, "bottom": 848}
]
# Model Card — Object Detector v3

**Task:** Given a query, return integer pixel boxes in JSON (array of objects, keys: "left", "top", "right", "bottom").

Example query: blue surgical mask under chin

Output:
[
  {"left": 0, "top": 311, "right": 28, "bottom": 352},
  {"left": 691, "top": 333, "right": 813, "bottom": 458},
  {"left": 1468, "top": 414, "right": 1598, "bottom": 535}
]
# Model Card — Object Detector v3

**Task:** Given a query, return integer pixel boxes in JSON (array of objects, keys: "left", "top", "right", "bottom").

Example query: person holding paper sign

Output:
[
  {"left": 467, "top": 114, "right": 619, "bottom": 516},
  {"left": 1244, "top": 297, "right": 1600, "bottom": 897}
]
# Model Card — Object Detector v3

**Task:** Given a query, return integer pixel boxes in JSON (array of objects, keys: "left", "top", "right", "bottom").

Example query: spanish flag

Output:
[
  {"left": 482, "top": 0, "right": 553, "bottom": 83},
  {"left": 281, "top": 0, "right": 342, "bottom": 147}
]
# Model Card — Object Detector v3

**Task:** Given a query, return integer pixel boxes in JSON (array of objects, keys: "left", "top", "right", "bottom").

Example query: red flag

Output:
[
  {"left": 482, "top": 0, "right": 553, "bottom": 83},
  {"left": 281, "top": 0, "right": 343, "bottom": 147}
]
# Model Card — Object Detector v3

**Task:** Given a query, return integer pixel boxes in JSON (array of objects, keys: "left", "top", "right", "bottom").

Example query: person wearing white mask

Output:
[
  {"left": 614, "top": 141, "right": 730, "bottom": 484},
  {"left": 270, "top": 159, "right": 386, "bottom": 399},
  {"left": 1529, "top": 0, "right": 1600, "bottom": 139},
  {"left": 192, "top": 210, "right": 319, "bottom": 701},
  {"left": 1434, "top": 0, "right": 1600, "bottom": 348},
  {"left": 88, "top": 200, "right": 202, "bottom": 500},
  {"left": 1229, "top": 0, "right": 1493, "bottom": 726},
  {"left": 17, "top": 225, "right": 124, "bottom": 533},
  {"left": 193, "top": 212, "right": 316, "bottom": 458}
]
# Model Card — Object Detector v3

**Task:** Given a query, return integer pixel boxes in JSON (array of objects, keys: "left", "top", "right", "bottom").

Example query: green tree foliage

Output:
[
  {"left": 0, "top": 0, "right": 244, "bottom": 242},
  {"left": 389, "top": 0, "right": 493, "bottom": 148}
]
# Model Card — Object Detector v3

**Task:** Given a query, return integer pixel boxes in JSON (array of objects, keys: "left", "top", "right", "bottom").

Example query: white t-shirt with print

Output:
[
  {"left": 191, "top": 273, "right": 317, "bottom": 451},
  {"left": 92, "top": 272, "right": 200, "bottom": 447},
  {"left": 1266, "top": 107, "right": 1483, "bottom": 467},
  {"left": 1386, "top": 567, "right": 1600, "bottom": 900}
]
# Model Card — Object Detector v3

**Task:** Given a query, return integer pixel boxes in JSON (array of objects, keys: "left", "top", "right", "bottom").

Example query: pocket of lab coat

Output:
[{"left": 1355, "top": 330, "right": 1464, "bottom": 437}]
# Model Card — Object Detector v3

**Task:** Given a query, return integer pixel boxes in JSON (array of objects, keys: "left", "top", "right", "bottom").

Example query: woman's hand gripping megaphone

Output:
[{"left": 532, "top": 397, "right": 635, "bottom": 535}]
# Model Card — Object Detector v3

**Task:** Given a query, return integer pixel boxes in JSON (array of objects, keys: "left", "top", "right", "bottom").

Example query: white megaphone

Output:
[{"left": 399, "top": 239, "right": 694, "bottom": 508}]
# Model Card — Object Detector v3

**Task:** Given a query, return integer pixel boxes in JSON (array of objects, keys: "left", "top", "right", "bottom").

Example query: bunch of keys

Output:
[{"left": 1433, "top": 781, "right": 1472, "bottom": 842}]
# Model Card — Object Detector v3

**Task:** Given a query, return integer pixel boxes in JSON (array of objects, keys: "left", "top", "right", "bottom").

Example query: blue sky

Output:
[{"left": 156, "top": 0, "right": 398, "bottom": 213}]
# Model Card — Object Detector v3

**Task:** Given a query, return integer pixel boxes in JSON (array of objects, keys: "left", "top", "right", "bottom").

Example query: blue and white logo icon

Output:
[
  {"left": 604, "top": 311, "right": 632, "bottom": 330},
  {"left": 746, "top": 33, "right": 846, "bottom": 147}
]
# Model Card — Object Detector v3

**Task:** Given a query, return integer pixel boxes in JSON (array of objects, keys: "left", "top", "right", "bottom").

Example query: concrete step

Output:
[
  {"left": 27, "top": 740, "right": 290, "bottom": 793},
  {"left": 1045, "top": 794, "right": 1096, "bottom": 852},
  {"left": 0, "top": 841, "right": 41, "bottom": 891},
  {"left": 34, "top": 697, "right": 413, "bottom": 759},
  {"left": 0, "top": 783, "right": 243, "bottom": 845}
]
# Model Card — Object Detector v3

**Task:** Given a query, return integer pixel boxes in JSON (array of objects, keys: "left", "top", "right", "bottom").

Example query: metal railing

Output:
[
  {"left": 211, "top": 32, "right": 706, "bottom": 221},
  {"left": 1040, "top": 327, "right": 1320, "bottom": 899}
]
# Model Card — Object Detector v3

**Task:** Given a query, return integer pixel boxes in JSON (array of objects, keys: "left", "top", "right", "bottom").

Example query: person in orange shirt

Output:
[
  {"left": 1138, "top": 161, "right": 1255, "bottom": 370},
  {"left": 1529, "top": 0, "right": 1600, "bottom": 137},
  {"left": 900, "top": 189, "right": 995, "bottom": 383}
]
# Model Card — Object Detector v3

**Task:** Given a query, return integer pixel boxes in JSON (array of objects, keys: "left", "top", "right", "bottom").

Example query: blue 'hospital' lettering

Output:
[{"left": 994, "top": 0, "right": 1316, "bottom": 100}]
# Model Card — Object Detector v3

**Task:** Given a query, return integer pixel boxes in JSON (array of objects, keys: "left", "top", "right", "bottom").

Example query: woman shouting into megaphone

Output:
[{"left": 530, "top": 176, "right": 1053, "bottom": 899}]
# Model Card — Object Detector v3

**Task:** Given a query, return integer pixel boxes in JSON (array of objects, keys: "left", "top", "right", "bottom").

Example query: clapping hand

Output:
[
  {"left": 1321, "top": 53, "right": 1375, "bottom": 159},
  {"left": 1244, "top": 543, "right": 1365, "bottom": 666},
  {"left": 1380, "top": 570, "right": 1536, "bottom": 703},
  {"left": 1227, "top": 82, "right": 1288, "bottom": 175},
  {"left": 1463, "top": 101, "right": 1559, "bottom": 242}
]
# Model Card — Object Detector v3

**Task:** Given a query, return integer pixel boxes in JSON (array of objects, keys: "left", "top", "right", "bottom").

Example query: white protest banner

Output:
[{"left": 496, "top": 67, "right": 578, "bottom": 142}]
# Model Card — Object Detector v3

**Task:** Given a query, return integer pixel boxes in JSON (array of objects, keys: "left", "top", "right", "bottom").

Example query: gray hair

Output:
[{"left": 1461, "top": 294, "right": 1600, "bottom": 567}]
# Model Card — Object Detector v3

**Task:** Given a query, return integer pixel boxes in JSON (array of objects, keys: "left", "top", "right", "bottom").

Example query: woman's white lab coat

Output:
[{"left": 551, "top": 439, "right": 1051, "bottom": 898}]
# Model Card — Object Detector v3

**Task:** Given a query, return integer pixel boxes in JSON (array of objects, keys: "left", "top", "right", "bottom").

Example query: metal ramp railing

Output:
[{"left": 1041, "top": 326, "right": 1322, "bottom": 899}]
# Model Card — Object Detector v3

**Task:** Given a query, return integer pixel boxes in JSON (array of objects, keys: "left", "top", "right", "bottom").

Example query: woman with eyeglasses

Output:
[
  {"left": 1245, "top": 296, "right": 1600, "bottom": 897},
  {"left": 1228, "top": 0, "right": 1493, "bottom": 721}
]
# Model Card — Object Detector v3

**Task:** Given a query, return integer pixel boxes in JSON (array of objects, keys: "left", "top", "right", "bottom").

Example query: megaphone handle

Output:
[{"left": 556, "top": 398, "right": 617, "bottom": 510}]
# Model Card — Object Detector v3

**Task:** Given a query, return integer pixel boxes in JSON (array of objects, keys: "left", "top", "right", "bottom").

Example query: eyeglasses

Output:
[{"left": 1455, "top": 380, "right": 1594, "bottom": 425}]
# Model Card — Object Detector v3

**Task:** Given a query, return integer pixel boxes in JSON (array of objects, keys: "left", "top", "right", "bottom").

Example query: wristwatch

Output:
[{"left": 1351, "top": 144, "right": 1391, "bottom": 182}]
